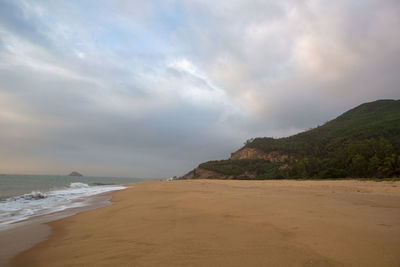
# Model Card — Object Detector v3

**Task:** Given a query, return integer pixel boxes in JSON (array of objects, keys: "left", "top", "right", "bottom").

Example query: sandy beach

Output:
[{"left": 12, "top": 179, "right": 400, "bottom": 267}]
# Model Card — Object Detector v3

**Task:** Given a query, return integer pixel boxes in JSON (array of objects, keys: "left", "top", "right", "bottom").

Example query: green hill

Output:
[{"left": 183, "top": 100, "right": 400, "bottom": 179}]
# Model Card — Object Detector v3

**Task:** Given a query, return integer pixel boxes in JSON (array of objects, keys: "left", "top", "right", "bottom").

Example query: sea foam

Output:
[{"left": 0, "top": 182, "right": 125, "bottom": 230}]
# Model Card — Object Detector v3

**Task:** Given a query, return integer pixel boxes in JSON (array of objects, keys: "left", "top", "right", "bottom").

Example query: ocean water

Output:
[{"left": 0, "top": 174, "right": 146, "bottom": 230}]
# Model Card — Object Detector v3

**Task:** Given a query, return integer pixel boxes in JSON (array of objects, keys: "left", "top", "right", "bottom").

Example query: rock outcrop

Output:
[
  {"left": 180, "top": 148, "right": 293, "bottom": 180},
  {"left": 68, "top": 171, "right": 83, "bottom": 177},
  {"left": 230, "top": 147, "right": 291, "bottom": 162}
]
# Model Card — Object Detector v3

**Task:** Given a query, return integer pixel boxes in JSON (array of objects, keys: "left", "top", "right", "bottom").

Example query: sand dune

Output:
[{"left": 12, "top": 180, "right": 400, "bottom": 266}]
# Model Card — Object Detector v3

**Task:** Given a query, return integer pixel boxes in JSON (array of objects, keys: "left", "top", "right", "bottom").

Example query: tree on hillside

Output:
[
  {"left": 350, "top": 154, "right": 368, "bottom": 177},
  {"left": 380, "top": 154, "right": 400, "bottom": 177},
  {"left": 367, "top": 155, "right": 381, "bottom": 177}
]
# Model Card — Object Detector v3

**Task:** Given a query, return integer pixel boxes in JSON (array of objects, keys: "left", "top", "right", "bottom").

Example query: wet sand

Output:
[
  {"left": 0, "top": 223, "right": 50, "bottom": 267},
  {"left": 0, "top": 195, "right": 112, "bottom": 266},
  {"left": 12, "top": 180, "right": 400, "bottom": 267}
]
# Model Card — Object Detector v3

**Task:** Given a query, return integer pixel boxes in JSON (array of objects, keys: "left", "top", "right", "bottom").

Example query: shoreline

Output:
[
  {"left": 11, "top": 179, "right": 400, "bottom": 267},
  {"left": 0, "top": 190, "right": 125, "bottom": 266}
]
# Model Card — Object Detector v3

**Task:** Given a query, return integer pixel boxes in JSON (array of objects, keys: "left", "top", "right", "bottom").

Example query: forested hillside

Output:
[{"left": 184, "top": 100, "right": 400, "bottom": 179}]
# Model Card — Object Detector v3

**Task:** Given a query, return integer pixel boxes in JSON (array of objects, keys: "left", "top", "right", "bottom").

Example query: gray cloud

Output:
[{"left": 0, "top": 0, "right": 399, "bottom": 177}]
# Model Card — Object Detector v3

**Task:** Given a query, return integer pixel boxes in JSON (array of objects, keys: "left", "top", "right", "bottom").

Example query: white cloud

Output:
[{"left": 167, "top": 58, "right": 238, "bottom": 110}]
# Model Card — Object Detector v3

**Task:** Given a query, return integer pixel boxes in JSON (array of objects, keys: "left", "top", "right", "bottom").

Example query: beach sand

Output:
[{"left": 12, "top": 179, "right": 400, "bottom": 266}]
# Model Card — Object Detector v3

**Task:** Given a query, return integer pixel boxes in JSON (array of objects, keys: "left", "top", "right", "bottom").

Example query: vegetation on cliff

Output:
[
  {"left": 188, "top": 100, "right": 400, "bottom": 179},
  {"left": 199, "top": 159, "right": 283, "bottom": 178}
]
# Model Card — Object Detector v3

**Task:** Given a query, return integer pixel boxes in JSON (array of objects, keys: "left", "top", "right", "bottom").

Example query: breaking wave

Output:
[{"left": 0, "top": 182, "right": 126, "bottom": 230}]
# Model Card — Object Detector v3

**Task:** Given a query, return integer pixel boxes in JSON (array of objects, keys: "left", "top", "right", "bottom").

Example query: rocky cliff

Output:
[
  {"left": 181, "top": 148, "right": 292, "bottom": 180},
  {"left": 230, "top": 147, "right": 292, "bottom": 162}
]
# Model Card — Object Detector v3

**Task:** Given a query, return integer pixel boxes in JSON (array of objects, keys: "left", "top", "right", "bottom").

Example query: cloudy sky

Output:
[{"left": 0, "top": 0, "right": 399, "bottom": 178}]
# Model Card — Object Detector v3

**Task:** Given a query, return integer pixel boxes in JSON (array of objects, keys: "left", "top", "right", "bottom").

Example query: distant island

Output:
[
  {"left": 182, "top": 99, "right": 400, "bottom": 180},
  {"left": 68, "top": 171, "right": 83, "bottom": 177}
]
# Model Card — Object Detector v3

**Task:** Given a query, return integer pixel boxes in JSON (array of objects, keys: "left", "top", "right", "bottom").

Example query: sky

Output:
[{"left": 0, "top": 0, "right": 399, "bottom": 178}]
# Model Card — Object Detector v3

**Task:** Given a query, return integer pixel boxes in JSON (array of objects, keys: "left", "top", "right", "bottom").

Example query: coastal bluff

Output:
[
  {"left": 230, "top": 147, "right": 292, "bottom": 162},
  {"left": 182, "top": 148, "right": 291, "bottom": 180},
  {"left": 181, "top": 100, "right": 400, "bottom": 180}
]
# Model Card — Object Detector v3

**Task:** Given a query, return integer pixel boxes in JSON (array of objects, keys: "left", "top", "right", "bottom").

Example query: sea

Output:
[{"left": 0, "top": 174, "right": 147, "bottom": 230}]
